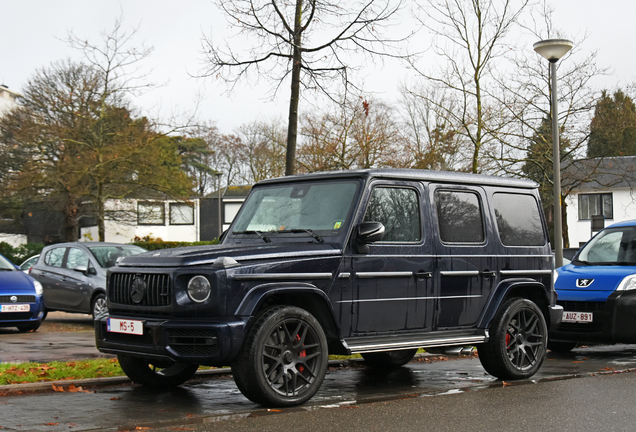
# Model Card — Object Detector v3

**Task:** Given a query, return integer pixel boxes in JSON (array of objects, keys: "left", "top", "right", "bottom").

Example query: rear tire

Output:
[
  {"left": 361, "top": 349, "right": 418, "bottom": 367},
  {"left": 118, "top": 354, "right": 199, "bottom": 388},
  {"left": 232, "top": 306, "right": 329, "bottom": 407},
  {"left": 478, "top": 298, "right": 547, "bottom": 380}
]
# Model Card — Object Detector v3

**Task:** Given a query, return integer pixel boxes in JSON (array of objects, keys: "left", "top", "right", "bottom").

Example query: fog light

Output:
[{"left": 187, "top": 276, "right": 211, "bottom": 302}]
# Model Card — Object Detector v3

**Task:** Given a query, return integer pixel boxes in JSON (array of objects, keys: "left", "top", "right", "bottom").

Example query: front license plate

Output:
[
  {"left": 563, "top": 311, "right": 593, "bottom": 323},
  {"left": 1, "top": 304, "right": 30, "bottom": 312},
  {"left": 107, "top": 318, "right": 143, "bottom": 335}
]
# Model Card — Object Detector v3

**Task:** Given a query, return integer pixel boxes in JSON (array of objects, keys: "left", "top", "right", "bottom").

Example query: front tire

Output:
[
  {"left": 232, "top": 306, "right": 329, "bottom": 407},
  {"left": 118, "top": 354, "right": 199, "bottom": 388},
  {"left": 17, "top": 321, "right": 41, "bottom": 332},
  {"left": 92, "top": 294, "right": 108, "bottom": 319},
  {"left": 478, "top": 298, "right": 547, "bottom": 380},
  {"left": 362, "top": 349, "right": 417, "bottom": 367}
]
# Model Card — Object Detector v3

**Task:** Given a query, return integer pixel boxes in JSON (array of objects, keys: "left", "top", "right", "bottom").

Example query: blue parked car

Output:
[
  {"left": 0, "top": 253, "right": 45, "bottom": 332},
  {"left": 551, "top": 220, "right": 636, "bottom": 352}
]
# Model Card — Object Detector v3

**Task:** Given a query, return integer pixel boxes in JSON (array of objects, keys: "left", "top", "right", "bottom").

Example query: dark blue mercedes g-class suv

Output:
[{"left": 95, "top": 169, "right": 562, "bottom": 407}]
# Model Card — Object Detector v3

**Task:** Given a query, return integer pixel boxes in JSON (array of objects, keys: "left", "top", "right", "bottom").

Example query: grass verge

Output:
[
  {"left": 0, "top": 355, "right": 369, "bottom": 385},
  {"left": 0, "top": 358, "right": 124, "bottom": 385}
]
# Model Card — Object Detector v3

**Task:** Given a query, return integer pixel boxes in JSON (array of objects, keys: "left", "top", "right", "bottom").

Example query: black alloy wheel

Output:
[
  {"left": 232, "top": 306, "right": 329, "bottom": 407},
  {"left": 478, "top": 297, "right": 547, "bottom": 380}
]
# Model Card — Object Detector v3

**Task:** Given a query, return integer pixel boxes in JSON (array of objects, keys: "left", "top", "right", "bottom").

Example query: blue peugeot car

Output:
[
  {"left": 550, "top": 220, "right": 636, "bottom": 352},
  {"left": 0, "top": 253, "right": 45, "bottom": 332}
]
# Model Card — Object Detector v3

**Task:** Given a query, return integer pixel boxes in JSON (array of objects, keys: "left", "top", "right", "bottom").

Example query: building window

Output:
[
  {"left": 578, "top": 193, "right": 613, "bottom": 220},
  {"left": 138, "top": 202, "right": 165, "bottom": 225},
  {"left": 170, "top": 203, "right": 194, "bottom": 225}
]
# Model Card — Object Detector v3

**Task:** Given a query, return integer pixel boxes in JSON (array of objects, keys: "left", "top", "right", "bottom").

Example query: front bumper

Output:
[
  {"left": 550, "top": 290, "right": 636, "bottom": 344},
  {"left": 95, "top": 315, "right": 248, "bottom": 366}
]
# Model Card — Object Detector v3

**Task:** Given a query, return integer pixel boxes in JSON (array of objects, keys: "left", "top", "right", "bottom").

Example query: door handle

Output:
[
  {"left": 481, "top": 270, "right": 497, "bottom": 278},
  {"left": 416, "top": 271, "right": 432, "bottom": 279}
]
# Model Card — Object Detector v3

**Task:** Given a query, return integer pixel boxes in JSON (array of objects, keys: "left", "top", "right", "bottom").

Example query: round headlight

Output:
[
  {"left": 33, "top": 280, "right": 43, "bottom": 296},
  {"left": 187, "top": 275, "right": 211, "bottom": 303}
]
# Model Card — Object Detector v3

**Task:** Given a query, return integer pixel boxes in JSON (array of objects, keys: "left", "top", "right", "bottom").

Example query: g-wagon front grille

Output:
[{"left": 109, "top": 273, "right": 172, "bottom": 307}]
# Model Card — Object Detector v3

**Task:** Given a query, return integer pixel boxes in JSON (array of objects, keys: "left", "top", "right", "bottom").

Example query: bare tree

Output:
[
  {"left": 297, "top": 96, "right": 407, "bottom": 172},
  {"left": 200, "top": 0, "right": 411, "bottom": 175},
  {"left": 411, "top": 0, "right": 530, "bottom": 173},
  {"left": 398, "top": 83, "right": 468, "bottom": 171}
]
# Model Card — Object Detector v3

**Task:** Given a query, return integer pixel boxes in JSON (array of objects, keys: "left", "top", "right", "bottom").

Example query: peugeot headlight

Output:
[
  {"left": 187, "top": 275, "right": 211, "bottom": 302},
  {"left": 33, "top": 280, "right": 43, "bottom": 296},
  {"left": 617, "top": 275, "right": 636, "bottom": 291}
]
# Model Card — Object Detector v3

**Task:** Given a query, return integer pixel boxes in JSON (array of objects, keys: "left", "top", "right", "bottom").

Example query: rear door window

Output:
[
  {"left": 435, "top": 190, "right": 485, "bottom": 243},
  {"left": 44, "top": 248, "right": 66, "bottom": 267}
]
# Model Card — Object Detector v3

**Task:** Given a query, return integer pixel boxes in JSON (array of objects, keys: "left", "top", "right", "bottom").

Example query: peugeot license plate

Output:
[
  {"left": 562, "top": 311, "right": 593, "bottom": 323},
  {"left": 107, "top": 318, "right": 143, "bottom": 335}
]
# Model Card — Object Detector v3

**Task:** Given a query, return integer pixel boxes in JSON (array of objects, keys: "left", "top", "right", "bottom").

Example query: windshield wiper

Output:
[
  {"left": 232, "top": 230, "right": 271, "bottom": 243},
  {"left": 279, "top": 229, "right": 324, "bottom": 243}
]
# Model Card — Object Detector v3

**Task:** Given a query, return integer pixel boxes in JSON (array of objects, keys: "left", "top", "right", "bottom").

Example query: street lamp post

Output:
[
  {"left": 214, "top": 172, "right": 223, "bottom": 238},
  {"left": 533, "top": 39, "right": 573, "bottom": 269}
]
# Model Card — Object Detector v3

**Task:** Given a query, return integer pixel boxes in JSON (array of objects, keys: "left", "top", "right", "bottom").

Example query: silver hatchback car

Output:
[{"left": 30, "top": 242, "right": 146, "bottom": 318}]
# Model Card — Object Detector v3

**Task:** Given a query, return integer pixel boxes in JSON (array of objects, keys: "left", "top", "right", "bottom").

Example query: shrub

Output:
[{"left": 0, "top": 242, "right": 45, "bottom": 265}]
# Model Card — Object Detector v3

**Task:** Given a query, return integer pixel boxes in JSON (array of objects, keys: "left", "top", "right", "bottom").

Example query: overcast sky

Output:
[{"left": 2, "top": 1, "right": 634, "bottom": 135}]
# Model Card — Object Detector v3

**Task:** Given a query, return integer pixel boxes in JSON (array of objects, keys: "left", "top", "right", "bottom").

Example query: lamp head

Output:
[{"left": 533, "top": 39, "right": 573, "bottom": 62}]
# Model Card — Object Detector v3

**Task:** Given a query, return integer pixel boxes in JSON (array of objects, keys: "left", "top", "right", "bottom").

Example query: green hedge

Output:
[
  {"left": 0, "top": 242, "right": 45, "bottom": 265},
  {"left": 130, "top": 239, "right": 220, "bottom": 251}
]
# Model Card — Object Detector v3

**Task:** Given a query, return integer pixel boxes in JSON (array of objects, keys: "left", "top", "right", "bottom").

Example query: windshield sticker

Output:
[{"left": 333, "top": 221, "right": 342, "bottom": 229}]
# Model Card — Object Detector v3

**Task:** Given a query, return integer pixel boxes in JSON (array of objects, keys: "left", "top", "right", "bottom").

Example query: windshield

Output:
[
  {"left": 0, "top": 254, "right": 16, "bottom": 271},
  {"left": 231, "top": 180, "right": 360, "bottom": 238},
  {"left": 576, "top": 227, "right": 636, "bottom": 265},
  {"left": 88, "top": 245, "right": 147, "bottom": 268}
]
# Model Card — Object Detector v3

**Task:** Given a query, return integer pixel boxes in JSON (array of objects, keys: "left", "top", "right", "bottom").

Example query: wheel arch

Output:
[
  {"left": 478, "top": 279, "right": 551, "bottom": 329},
  {"left": 235, "top": 283, "right": 346, "bottom": 354}
]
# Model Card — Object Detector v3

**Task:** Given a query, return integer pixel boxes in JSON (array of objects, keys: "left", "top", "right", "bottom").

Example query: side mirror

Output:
[
  {"left": 73, "top": 265, "right": 97, "bottom": 276},
  {"left": 356, "top": 221, "right": 385, "bottom": 254}
]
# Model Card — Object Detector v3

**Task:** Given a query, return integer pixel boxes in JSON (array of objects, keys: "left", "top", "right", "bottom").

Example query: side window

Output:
[
  {"left": 66, "top": 248, "right": 90, "bottom": 270},
  {"left": 44, "top": 248, "right": 65, "bottom": 267},
  {"left": 435, "top": 190, "right": 484, "bottom": 243},
  {"left": 363, "top": 187, "right": 421, "bottom": 242},
  {"left": 493, "top": 193, "right": 546, "bottom": 246}
]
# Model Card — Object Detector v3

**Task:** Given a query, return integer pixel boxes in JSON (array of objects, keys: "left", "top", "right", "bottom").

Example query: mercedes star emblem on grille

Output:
[{"left": 130, "top": 276, "right": 147, "bottom": 304}]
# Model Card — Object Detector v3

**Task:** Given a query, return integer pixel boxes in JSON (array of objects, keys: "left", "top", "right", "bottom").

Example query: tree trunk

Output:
[{"left": 285, "top": 0, "right": 303, "bottom": 176}]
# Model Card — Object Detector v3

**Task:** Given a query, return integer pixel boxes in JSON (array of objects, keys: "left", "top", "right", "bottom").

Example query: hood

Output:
[
  {"left": 116, "top": 242, "right": 342, "bottom": 268},
  {"left": 556, "top": 263, "right": 636, "bottom": 296},
  {"left": 0, "top": 270, "right": 37, "bottom": 293}
]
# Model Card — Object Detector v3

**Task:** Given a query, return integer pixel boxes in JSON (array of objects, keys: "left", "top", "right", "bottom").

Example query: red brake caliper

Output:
[
  {"left": 296, "top": 334, "right": 306, "bottom": 373},
  {"left": 505, "top": 331, "right": 512, "bottom": 348}
]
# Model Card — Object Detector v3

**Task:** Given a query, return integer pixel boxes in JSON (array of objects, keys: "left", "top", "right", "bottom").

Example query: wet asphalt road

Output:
[{"left": 2, "top": 314, "right": 636, "bottom": 431}]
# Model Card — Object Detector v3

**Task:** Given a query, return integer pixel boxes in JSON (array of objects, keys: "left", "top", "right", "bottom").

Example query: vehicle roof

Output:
[
  {"left": 43, "top": 242, "right": 140, "bottom": 249},
  {"left": 257, "top": 168, "right": 538, "bottom": 189},
  {"left": 606, "top": 219, "right": 636, "bottom": 229}
]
